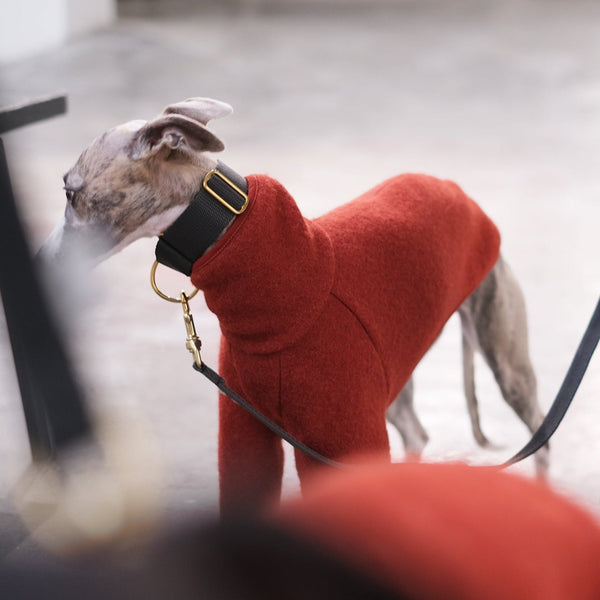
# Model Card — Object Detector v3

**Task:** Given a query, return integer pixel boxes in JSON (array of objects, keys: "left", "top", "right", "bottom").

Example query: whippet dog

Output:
[{"left": 38, "top": 98, "right": 548, "bottom": 507}]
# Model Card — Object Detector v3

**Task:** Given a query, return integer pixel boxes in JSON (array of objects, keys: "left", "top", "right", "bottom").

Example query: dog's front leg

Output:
[
  {"left": 218, "top": 395, "right": 284, "bottom": 515},
  {"left": 386, "top": 378, "right": 429, "bottom": 458}
]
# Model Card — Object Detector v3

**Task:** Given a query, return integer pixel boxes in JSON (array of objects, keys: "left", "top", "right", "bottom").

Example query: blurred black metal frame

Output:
[{"left": 0, "top": 96, "right": 92, "bottom": 462}]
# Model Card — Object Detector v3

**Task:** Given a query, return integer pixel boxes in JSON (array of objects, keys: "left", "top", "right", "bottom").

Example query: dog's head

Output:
[{"left": 38, "top": 97, "right": 232, "bottom": 263}]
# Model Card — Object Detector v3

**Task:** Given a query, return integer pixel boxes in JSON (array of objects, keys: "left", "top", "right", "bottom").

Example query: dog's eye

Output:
[{"left": 65, "top": 189, "right": 75, "bottom": 203}]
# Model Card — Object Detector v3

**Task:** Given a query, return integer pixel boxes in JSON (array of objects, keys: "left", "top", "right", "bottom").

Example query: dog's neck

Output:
[
  {"left": 156, "top": 154, "right": 218, "bottom": 221},
  {"left": 190, "top": 174, "right": 337, "bottom": 355}
]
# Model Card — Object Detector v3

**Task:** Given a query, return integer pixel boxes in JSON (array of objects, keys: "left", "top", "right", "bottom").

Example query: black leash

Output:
[
  {"left": 195, "top": 362, "right": 347, "bottom": 469},
  {"left": 153, "top": 274, "right": 599, "bottom": 472},
  {"left": 500, "top": 296, "right": 600, "bottom": 468},
  {"left": 146, "top": 282, "right": 348, "bottom": 469},
  {"left": 197, "top": 296, "right": 600, "bottom": 470},
  {"left": 200, "top": 297, "right": 600, "bottom": 470}
]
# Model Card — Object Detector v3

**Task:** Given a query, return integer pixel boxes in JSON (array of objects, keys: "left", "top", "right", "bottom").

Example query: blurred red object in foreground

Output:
[{"left": 273, "top": 460, "right": 600, "bottom": 600}]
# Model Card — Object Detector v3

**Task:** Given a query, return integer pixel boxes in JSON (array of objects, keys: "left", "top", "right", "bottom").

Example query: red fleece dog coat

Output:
[
  {"left": 190, "top": 173, "right": 500, "bottom": 511},
  {"left": 273, "top": 461, "right": 600, "bottom": 600}
]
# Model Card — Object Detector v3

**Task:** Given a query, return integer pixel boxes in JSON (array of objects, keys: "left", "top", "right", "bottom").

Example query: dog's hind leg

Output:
[
  {"left": 460, "top": 314, "right": 492, "bottom": 447},
  {"left": 386, "top": 378, "right": 429, "bottom": 459},
  {"left": 488, "top": 356, "right": 548, "bottom": 476},
  {"left": 487, "top": 353, "right": 549, "bottom": 476},
  {"left": 462, "top": 258, "right": 549, "bottom": 477}
]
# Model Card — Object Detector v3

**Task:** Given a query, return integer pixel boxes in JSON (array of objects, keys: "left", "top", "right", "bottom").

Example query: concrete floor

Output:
[{"left": 1, "top": 0, "right": 600, "bottom": 557}]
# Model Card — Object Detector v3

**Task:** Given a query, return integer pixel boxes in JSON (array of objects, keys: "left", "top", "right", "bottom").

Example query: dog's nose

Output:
[{"left": 38, "top": 218, "right": 118, "bottom": 268}]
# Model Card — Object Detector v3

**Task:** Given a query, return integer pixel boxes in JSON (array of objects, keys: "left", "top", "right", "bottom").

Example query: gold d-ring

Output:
[{"left": 150, "top": 260, "right": 199, "bottom": 303}]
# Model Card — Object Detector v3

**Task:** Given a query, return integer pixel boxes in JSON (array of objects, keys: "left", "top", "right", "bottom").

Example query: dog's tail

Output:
[{"left": 462, "top": 330, "right": 492, "bottom": 447}]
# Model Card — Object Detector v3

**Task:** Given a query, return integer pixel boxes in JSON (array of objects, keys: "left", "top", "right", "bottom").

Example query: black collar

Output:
[{"left": 154, "top": 162, "right": 248, "bottom": 276}]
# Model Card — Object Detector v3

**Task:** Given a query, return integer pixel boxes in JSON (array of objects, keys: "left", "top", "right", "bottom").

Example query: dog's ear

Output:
[
  {"left": 130, "top": 113, "right": 225, "bottom": 160},
  {"left": 161, "top": 97, "right": 233, "bottom": 124}
]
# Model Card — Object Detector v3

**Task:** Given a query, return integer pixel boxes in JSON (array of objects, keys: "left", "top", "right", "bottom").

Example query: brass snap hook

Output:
[
  {"left": 150, "top": 260, "right": 199, "bottom": 303},
  {"left": 180, "top": 291, "right": 203, "bottom": 368},
  {"left": 150, "top": 261, "right": 203, "bottom": 368}
]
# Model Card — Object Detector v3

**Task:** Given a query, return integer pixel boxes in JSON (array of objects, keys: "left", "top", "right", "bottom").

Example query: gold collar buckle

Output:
[{"left": 203, "top": 169, "right": 249, "bottom": 215}]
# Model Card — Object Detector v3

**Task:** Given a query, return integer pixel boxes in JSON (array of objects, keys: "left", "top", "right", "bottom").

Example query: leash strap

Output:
[
  {"left": 155, "top": 288, "right": 347, "bottom": 469},
  {"left": 501, "top": 296, "right": 600, "bottom": 467},
  {"left": 192, "top": 295, "right": 600, "bottom": 471},
  {"left": 195, "top": 361, "right": 347, "bottom": 469}
]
